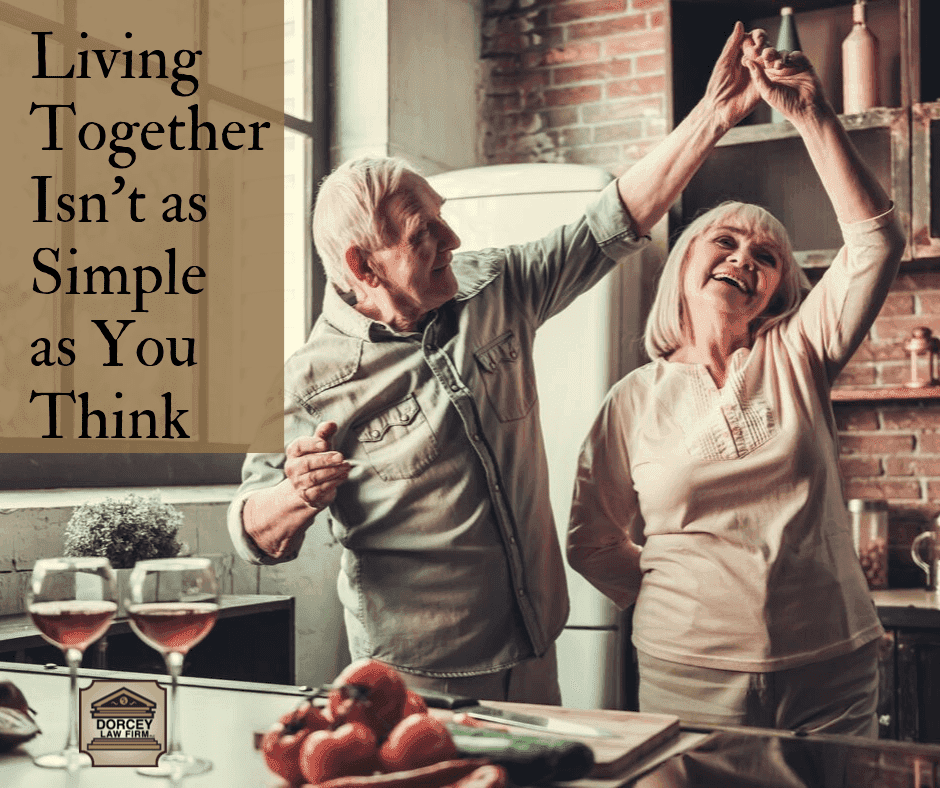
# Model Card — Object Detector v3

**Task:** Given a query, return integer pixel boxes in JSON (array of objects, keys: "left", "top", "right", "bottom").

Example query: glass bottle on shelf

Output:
[
  {"left": 772, "top": 7, "right": 802, "bottom": 123},
  {"left": 842, "top": 0, "right": 879, "bottom": 114}
]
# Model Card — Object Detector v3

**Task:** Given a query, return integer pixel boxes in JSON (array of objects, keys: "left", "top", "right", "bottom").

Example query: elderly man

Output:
[{"left": 228, "top": 24, "right": 766, "bottom": 703}]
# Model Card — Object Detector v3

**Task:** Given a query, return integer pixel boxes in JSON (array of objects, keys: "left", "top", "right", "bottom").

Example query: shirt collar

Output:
[
  {"left": 321, "top": 252, "right": 497, "bottom": 343},
  {"left": 321, "top": 284, "right": 435, "bottom": 342},
  {"left": 453, "top": 250, "right": 500, "bottom": 300},
  {"left": 321, "top": 284, "right": 377, "bottom": 341}
]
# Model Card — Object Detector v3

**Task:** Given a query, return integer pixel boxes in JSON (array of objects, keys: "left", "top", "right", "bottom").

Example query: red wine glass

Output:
[
  {"left": 127, "top": 556, "right": 219, "bottom": 778},
  {"left": 27, "top": 556, "right": 118, "bottom": 769}
]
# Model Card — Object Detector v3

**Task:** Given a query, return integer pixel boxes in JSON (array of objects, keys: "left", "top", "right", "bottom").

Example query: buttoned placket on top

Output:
[
  {"left": 419, "top": 309, "right": 542, "bottom": 653},
  {"left": 681, "top": 350, "right": 775, "bottom": 462}
]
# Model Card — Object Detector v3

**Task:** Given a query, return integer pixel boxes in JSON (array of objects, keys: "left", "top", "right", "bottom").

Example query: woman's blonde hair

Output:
[
  {"left": 312, "top": 157, "right": 422, "bottom": 289},
  {"left": 643, "top": 201, "right": 811, "bottom": 360}
]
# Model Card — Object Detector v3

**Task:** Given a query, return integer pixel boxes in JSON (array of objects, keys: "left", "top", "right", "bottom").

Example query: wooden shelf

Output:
[
  {"left": 670, "top": 0, "right": 940, "bottom": 262},
  {"left": 795, "top": 249, "right": 839, "bottom": 270},
  {"left": 831, "top": 386, "right": 940, "bottom": 402},
  {"left": 718, "top": 107, "right": 905, "bottom": 147}
]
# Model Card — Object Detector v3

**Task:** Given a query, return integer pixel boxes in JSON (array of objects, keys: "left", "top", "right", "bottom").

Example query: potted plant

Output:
[{"left": 63, "top": 493, "right": 186, "bottom": 611}]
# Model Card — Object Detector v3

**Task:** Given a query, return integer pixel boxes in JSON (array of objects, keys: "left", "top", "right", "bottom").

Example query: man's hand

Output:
[
  {"left": 285, "top": 421, "right": 351, "bottom": 512},
  {"left": 742, "top": 37, "right": 828, "bottom": 126}
]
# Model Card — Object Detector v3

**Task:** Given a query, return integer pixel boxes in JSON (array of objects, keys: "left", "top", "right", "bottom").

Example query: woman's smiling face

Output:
[{"left": 681, "top": 219, "right": 785, "bottom": 331}]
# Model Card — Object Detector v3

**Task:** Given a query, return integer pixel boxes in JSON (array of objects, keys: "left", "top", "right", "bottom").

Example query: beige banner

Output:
[{"left": 0, "top": 0, "right": 284, "bottom": 452}]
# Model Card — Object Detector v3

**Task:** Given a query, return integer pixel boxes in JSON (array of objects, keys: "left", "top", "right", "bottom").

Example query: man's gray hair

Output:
[
  {"left": 312, "top": 157, "right": 421, "bottom": 288},
  {"left": 643, "top": 201, "right": 811, "bottom": 360}
]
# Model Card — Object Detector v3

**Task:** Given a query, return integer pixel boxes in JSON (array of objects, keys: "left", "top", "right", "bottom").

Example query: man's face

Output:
[{"left": 365, "top": 174, "right": 461, "bottom": 326}]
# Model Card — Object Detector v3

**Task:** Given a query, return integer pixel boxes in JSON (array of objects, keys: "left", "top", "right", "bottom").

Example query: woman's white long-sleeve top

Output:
[{"left": 568, "top": 208, "right": 905, "bottom": 671}]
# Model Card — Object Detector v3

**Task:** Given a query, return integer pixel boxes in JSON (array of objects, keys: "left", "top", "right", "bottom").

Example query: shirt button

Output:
[
  {"left": 472, "top": 433, "right": 480, "bottom": 441},
  {"left": 509, "top": 536, "right": 516, "bottom": 545},
  {"left": 517, "top": 588, "right": 526, "bottom": 598},
  {"left": 493, "top": 483, "right": 500, "bottom": 492},
  {"left": 451, "top": 383, "right": 460, "bottom": 392}
]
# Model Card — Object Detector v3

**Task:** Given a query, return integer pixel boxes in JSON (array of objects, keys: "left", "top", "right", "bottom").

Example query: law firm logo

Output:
[{"left": 79, "top": 680, "right": 166, "bottom": 766}]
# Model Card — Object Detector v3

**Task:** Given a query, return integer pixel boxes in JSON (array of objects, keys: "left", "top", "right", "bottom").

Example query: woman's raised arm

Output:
[
  {"left": 743, "top": 43, "right": 890, "bottom": 223},
  {"left": 616, "top": 22, "right": 766, "bottom": 237}
]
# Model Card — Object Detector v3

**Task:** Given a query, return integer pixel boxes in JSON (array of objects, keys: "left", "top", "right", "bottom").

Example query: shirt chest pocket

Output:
[
  {"left": 474, "top": 331, "right": 537, "bottom": 423},
  {"left": 355, "top": 394, "right": 439, "bottom": 481}
]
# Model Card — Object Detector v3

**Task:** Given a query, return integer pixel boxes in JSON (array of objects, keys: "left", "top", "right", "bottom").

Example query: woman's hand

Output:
[
  {"left": 742, "top": 39, "right": 831, "bottom": 126},
  {"left": 702, "top": 22, "right": 766, "bottom": 132}
]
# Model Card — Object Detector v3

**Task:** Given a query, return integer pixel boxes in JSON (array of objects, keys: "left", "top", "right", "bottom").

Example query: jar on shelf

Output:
[
  {"left": 902, "top": 327, "right": 940, "bottom": 388},
  {"left": 848, "top": 498, "right": 888, "bottom": 589}
]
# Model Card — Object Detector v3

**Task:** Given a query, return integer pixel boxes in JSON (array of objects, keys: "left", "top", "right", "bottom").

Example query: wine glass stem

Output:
[
  {"left": 164, "top": 650, "right": 185, "bottom": 757},
  {"left": 64, "top": 648, "right": 83, "bottom": 756}
]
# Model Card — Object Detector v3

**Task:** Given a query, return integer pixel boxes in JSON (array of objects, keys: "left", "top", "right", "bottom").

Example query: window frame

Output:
[{"left": 0, "top": 0, "right": 329, "bottom": 489}]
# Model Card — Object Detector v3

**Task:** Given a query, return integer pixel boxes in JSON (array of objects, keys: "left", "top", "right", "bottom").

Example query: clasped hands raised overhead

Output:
[{"left": 702, "top": 20, "right": 825, "bottom": 133}]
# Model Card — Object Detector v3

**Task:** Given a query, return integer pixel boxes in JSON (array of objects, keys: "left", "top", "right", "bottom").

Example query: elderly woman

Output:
[{"left": 567, "top": 44, "right": 905, "bottom": 734}]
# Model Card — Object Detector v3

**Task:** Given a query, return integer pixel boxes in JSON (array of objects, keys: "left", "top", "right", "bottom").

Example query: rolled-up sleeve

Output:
[
  {"left": 567, "top": 388, "right": 644, "bottom": 610},
  {"left": 226, "top": 452, "right": 292, "bottom": 565},
  {"left": 584, "top": 179, "right": 650, "bottom": 259},
  {"left": 499, "top": 180, "right": 650, "bottom": 327},
  {"left": 227, "top": 388, "right": 322, "bottom": 565}
]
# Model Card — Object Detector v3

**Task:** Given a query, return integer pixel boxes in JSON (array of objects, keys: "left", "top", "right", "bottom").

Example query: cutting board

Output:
[
  {"left": 447, "top": 702, "right": 680, "bottom": 779},
  {"left": 253, "top": 701, "right": 679, "bottom": 781}
]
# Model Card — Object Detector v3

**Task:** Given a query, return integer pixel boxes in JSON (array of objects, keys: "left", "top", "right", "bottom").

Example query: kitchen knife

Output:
[
  {"left": 417, "top": 690, "right": 616, "bottom": 739},
  {"left": 446, "top": 722, "right": 595, "bottom": 783}
]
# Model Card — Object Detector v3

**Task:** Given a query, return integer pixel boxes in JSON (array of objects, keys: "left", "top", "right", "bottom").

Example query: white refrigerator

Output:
[{"left": 428, "top": 164, "right": 642, "bottom": 710}]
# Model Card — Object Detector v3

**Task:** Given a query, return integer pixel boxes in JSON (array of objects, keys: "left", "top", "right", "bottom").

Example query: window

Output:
[
  {"left": 285, "top": 0, "right": 329, "bottom": 359},
  {"left": 0, "top": 0, "right": 327, "bottom": 489}
]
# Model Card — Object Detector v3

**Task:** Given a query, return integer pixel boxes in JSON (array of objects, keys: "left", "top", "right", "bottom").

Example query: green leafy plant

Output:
[{"left": 63, "top": 493, "right": 184, "bottom": 569}]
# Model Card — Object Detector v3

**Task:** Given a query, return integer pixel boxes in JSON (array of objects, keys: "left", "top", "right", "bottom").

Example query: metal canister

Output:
[{"left": 911, "top": 513, "right": 940, "bottom": 592}]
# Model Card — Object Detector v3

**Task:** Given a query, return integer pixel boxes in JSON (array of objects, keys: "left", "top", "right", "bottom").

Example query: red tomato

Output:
[
  {"left": 400, "top": 689, "right": 428, "bottom": 717},
  {"left": 299, "top": 721, "right": 378, "bottom": 785},
  {"left": 377, "top": 713, "right": 458, "bottom": 773},
  {"left": 277, "top": 700, "right": 331, "bottom": 732},
  {"left": 261, "top": 724, "right": 312, "bottom": 785},
  {"left": 329, "top": 659, "right": 407, "bottom": 738}
]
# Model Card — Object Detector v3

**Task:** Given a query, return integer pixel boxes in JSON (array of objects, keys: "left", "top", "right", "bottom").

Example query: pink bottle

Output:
[{"left": 842, "top": 0, "right": 879, "bottom": 114}]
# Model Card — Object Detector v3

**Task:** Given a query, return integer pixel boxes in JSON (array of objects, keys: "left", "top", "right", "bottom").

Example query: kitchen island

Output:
[
  {"left": 873, "top": 589, "right": 940, "bottom": 744},
  {"left": 2, "top": 661, "right": 940, "bottom": 787}
]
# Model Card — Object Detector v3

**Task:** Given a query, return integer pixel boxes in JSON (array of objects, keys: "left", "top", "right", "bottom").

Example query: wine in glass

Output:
[
  {"left": 27, "top": 556, "right": 118, "bottom": 769},
  {"left": 127, "top": 556, "right": 219, "bottom": 778}
]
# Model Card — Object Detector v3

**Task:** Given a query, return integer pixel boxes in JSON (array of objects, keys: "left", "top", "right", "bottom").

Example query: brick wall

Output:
[
  {"left": 480, "top": 0, "right": 668, "bottom": 174},
  {"left": 478, "top": 0, "right": 940, "bottom": 588},
  {"left": 834, "top": 271, "right": 940, "bottom": 585}
]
